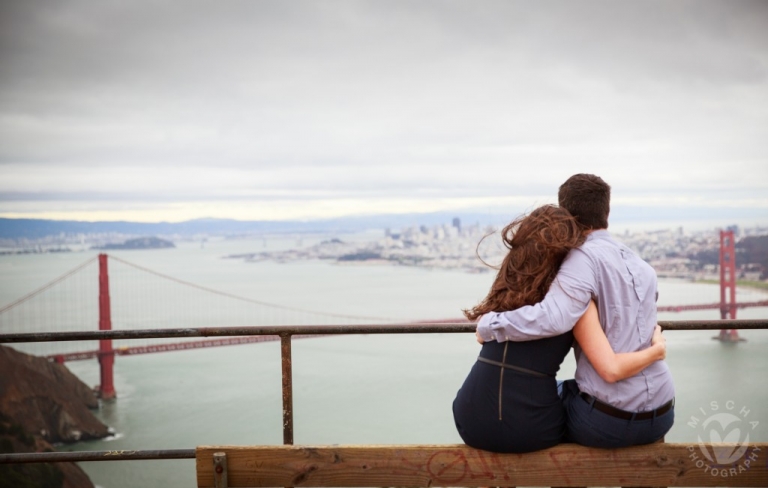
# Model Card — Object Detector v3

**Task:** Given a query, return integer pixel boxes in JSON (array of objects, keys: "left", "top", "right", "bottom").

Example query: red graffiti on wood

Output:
[
  {"left": 426, "top": 450, "right": 469, "bottom": 484},
  {"left": 547, "top": 449, "right": 573, "bottom": 486}
]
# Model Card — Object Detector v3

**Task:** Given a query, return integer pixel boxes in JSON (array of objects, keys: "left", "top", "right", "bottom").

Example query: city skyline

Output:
[{"left": 1, "top": 1, "right": 767, "bottom": 224}]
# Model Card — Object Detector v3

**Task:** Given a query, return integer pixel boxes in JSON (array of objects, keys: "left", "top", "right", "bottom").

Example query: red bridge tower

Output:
[
  {"left": 98, "top": 254, "right": 116, "bottom": 400},
  {"left": 716, "top": 230, "right": 741, "bottom": 342}
]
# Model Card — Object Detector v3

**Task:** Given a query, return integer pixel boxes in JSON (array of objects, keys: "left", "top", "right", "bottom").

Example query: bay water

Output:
[{"left": 1, "top": 235, "right": 767, "bottom": 487}]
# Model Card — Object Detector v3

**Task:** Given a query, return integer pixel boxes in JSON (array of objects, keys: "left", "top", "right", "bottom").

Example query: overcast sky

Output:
[{"left": 1, "top": 0, "right": 767, "bottom": 226}]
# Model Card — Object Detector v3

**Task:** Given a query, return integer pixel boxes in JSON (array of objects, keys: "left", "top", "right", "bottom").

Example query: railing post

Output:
[
  {"left": 213, "top": 452, "right": 228, "bottom": 488},
  {"left": 280, "top": 333, "right": 294, "bottom": 445},
  {"left": 98, "top": 253, "right": 116, "bottom": 400}
]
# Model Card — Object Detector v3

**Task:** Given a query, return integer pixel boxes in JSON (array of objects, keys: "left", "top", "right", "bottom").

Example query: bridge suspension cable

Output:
[
  {"left": 0, "top": 256, "right": 97, "bottom": 315},
  {"left": 109, "top": 254, "right": 390, "bottom": 321}
]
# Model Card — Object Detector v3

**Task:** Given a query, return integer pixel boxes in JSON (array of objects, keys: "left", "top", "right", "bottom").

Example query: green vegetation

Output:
[
  {"left": 695, "top": 279, "right": 768, "bottom": 291},
  {"left": 735, "top": 280, "right": 768, "bottom": 291}
]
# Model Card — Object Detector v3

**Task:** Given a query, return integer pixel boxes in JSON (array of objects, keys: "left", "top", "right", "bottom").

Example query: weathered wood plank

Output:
[{"left": 196, "top": 443, "right": 767, "bottom": 487}]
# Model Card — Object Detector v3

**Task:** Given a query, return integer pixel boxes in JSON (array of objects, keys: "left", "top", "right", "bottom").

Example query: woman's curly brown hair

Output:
[{"left": 464, "top": 205, "right": 587, "bottom": 321}]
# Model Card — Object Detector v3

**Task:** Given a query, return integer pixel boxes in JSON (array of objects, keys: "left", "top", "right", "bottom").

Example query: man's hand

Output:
[
  {"left": 475, "top": 329, "right": 484, "bottom": 344},
  {"left": 651, "top": 325, "right": 666, "bottom": 360}
]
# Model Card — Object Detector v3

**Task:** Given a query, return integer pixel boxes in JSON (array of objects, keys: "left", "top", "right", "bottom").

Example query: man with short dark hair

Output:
[
  {"left": 475, "top": 173, "right": 675, "bottom": 448},
  {"left": 557, "top": 173, "right": 611, "bottom": 230}
]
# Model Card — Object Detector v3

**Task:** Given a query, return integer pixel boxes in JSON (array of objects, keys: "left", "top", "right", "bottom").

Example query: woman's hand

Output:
[
  {"left": 651, "top": 325, "right": 666, "bottom": 360},
  {"left": 573, "top": 301, "right": 666, "bottom": 383}
]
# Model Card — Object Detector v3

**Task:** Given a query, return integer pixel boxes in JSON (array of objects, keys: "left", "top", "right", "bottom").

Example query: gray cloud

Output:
[{"left": 1, "top": 0, "right": 767, "bottom": 221}]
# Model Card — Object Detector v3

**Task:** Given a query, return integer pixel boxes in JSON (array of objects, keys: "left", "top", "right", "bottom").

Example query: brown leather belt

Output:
[{"left": 580, "top": 392, "right": 674, "bottom": 421}]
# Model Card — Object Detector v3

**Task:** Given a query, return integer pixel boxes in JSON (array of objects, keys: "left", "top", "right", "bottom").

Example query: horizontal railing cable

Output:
[
  {"left": 0, "top": 319, "right": 767, "bottom": 344},
  {"left": 0, "top": 449, "right": 195, "bottom": 464}
]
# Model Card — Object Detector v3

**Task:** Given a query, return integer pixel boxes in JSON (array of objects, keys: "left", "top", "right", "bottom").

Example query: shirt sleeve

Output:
[{"left": 476, "top": 248, "right": 597, "bottom": 342}]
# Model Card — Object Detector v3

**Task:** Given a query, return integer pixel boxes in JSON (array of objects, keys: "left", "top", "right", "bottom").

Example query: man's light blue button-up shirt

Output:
[{"left": 476, "top": 230, "right": 675, "bottom": 412}]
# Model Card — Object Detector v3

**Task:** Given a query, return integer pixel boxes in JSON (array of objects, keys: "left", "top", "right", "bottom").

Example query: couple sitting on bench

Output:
[{"left": 453, "top": 173, "right": 675, "bottom": 453}]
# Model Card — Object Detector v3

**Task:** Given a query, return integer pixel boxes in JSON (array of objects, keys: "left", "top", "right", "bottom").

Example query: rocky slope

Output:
[
  {"left": 0, "top": 413, "right": 93, "bottom": 488},
  {"left": 0, "top": 346, "right": 109, "bottom": 443},
  {"left": 0, "top": 345, "right": 111, "bottom": 487}
]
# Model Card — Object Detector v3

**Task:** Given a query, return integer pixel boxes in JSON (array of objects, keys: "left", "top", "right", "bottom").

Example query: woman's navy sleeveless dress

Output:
[{"left": 452, "top": 332, "right": 574, "bottom": 453}]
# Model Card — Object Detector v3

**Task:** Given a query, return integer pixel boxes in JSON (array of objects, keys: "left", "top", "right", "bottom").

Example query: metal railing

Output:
[{"left": 1, "top": 318, "right": 767, "bottom": 465}]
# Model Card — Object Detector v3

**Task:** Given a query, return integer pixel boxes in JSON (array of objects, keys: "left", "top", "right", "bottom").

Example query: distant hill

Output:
[
  {"left": 92, "top": 236, "right": 175, "bottom": 250},
  {"left": 738, "top": 235, "right": 768, "bottom": 277},
  {"left": 0, "top": 212, "right": 512, "bottom": 240},
  {"left": 0, "top": 218, "right": 309, "bottom": 240},
  {"left": 4, "top": 204, "right": 764, "bottom": 241}
]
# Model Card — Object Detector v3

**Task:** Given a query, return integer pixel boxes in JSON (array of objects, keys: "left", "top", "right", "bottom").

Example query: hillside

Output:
[{"left": 0, "top": 346, "right": 110, "bottom": 488}]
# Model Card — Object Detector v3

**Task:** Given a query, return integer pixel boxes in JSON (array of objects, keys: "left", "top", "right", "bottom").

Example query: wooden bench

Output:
[{"left": 196, "top": 443, "right": 767, "bottom": 487}]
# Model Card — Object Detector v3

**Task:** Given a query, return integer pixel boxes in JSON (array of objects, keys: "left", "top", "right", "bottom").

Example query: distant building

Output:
[{"left": 452, "top": 217, "right": 461, "bottom": 232}]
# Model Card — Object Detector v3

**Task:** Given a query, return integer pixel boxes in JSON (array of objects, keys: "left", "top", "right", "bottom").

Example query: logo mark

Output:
[
  {"left": 697, "top": 412, "right": 749, "bottom": 464},
  {"left": 687, "top": 401, "right": 760, "bottom": 478}
]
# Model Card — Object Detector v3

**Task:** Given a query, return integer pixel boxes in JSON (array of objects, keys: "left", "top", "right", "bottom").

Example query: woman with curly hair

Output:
[{"left": 452, "top": 205, "right": 665, "bottom": 453}]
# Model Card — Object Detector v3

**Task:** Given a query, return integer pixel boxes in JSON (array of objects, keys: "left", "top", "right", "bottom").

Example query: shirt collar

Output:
[{"left": 586, "top": 229, "right": 610, "bottom": 241}]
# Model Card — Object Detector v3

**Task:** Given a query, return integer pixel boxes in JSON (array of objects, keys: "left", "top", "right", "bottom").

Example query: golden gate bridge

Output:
[{"left": 0, "top": 229, "right": 765, "bottom": 401}]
